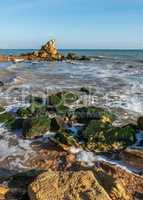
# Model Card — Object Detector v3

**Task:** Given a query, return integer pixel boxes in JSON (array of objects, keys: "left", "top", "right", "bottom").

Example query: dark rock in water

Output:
[
  {"left": 50, "top": 117, "right": 60, "bottom": 132},
  {"left": 80, "top": 87, "right": 90, "bottom": 95},
  {"left": 17, "top": 107, "right": 32, "bottom": 118},
  {"left": 66, "top": 53, "right": 91, "bottom": 61},
  {"left": 137, "top": 116, "right": 143, "bottom": 130},
  {"left": 74, "top": 106, "right": 115, "bottom": 125},
  {"left": 23, "top": 115, "right": 51, "bottom": 138},
  {"left": 78, "top": 55, "right": 91, "bottom": 61},
  {"left": 0, "top": 106, "right": 5, "bottom": 112},
  {"left": 29, "top": 96, "right": 43, "bottom": 105},
  {"left": 0, "top": 81, "right": 4, "bottom": 86},
  {"left": 66, "top": 53, "right": 78, "bottom": 60}
]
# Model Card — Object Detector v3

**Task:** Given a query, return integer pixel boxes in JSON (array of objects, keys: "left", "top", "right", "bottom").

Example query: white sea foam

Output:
[
  {"left": 70, "top": 146, "right": 142, "bottom": 175},
  {"left": 0, "top": 124, "right": 34, "bottom": 170}
]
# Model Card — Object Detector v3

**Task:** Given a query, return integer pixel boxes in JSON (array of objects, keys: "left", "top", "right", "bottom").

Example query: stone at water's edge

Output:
[
  {"left": 120, "top": 147, "right": 143, "bottom": 169},
  {"left": 28, "top": 170, "right": 111, "bottom": 200}
]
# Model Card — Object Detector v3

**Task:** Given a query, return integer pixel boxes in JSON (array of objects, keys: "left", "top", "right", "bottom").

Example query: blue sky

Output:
[{"left": 0, "top": 0, "right": 143, "bottom": 49}]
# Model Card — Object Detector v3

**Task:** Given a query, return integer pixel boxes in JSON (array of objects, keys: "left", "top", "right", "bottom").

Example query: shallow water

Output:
[{"left": 0, "top": 49, "right": 143, "bottom": 174}]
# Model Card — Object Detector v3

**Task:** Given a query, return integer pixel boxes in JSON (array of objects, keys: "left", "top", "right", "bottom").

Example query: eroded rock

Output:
[{"left": 28, "top": 170, "right": 111, "bottom": 200}]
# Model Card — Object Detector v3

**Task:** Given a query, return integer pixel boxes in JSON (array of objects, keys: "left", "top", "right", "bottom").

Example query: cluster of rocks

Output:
[
  {"left": 0, "top": 90, "right": 143, "bottom": 200},
  {"left": 0, "top": 40, "right": 92, "bottom": 62}
]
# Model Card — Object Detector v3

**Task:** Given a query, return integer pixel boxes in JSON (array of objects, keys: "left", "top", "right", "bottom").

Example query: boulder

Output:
[
  {"left": 0, "top": 185, "right": 10, "bottom": 200},
  {"left": 82, "top": 120, "right": 135, "bottom": 152},
  {"left": 38, "top": 40, "right": 58, "bottom": 60},
  {"left": 0, "top": 81, "right": 4, "bottom": 87},
  {"left": 74, "top": 106, "right": 115, "bottom": 125},
  {"left": 23, "top": 115, "right": 51, "bottom": 138},
  {"left": 28, "top": 170, "right": 111, "bottom": 200},
  {"left": 120, "top": 147, "right": 143, "bottom": 169},
  {"left": 137, "top": 116, "right": 143, "bottom": 130}
]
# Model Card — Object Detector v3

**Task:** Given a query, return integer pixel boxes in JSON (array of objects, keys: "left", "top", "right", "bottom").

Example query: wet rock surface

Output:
[{"left": 120, "top": 147, "right": 143, "bottom": 169}]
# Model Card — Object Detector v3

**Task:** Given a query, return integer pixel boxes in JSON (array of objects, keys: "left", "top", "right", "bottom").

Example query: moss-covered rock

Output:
[
  {"left": 50, "top": 118, "right": 60, "bottom": 132},
  {"left": 51, "top": 130, "right": 79, "bottom": 150},
  {"left": 82, "top": 120, "right": 135, "bottom": 152},
  {"left": 0, "top": 112, "right": 16, "bottom": 129},
  {"left": 107, "top": 126, "right": 136, "bottom": 146},
  {"left": 28, "top": 96, "right": 44, "bottom": 105},
  {"left": 63, "top": 91, "right": 78, "bottom": 104},
  {"left": 75, "top": 106, "right": 115, "bottom": 125},
  {"left": 23, "top": 115, "right": 51, "bottom": 138},
  {"left": 0, "top": 106, "right": 5, "bottom": 113},
  {"left": 17, "top": 107, "right": 31, "bottom": 118}
]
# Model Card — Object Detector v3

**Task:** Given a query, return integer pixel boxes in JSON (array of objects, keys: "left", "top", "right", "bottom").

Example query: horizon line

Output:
[{"left": 1, "top": 48, "right": 143, "bottom": 50}]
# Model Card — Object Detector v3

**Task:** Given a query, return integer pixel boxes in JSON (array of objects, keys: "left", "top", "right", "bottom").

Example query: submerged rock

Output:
[
  {"left": 0, "top": 81, "right": 4, "bottom": 87},
  {"left": 28, "top": 170, "right": 111, "bottom": 200}
]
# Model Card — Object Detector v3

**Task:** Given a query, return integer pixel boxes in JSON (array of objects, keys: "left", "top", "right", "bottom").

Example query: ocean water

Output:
[
  {"left": 0, "top": 49, "right": 143, "bottom": 172},
  {"left": 0, "top": 49, "right": 143, "bottom": 114}
]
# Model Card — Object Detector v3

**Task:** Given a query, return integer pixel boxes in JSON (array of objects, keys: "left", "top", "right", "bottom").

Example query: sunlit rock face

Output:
[
  {"left": 28, "top": 170, "right": 111, "bottom": 200},
  {"left": 37, "top": 39, "right": 59, "bottom": 60}
]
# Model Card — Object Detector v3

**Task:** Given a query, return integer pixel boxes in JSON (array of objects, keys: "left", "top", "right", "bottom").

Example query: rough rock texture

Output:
[
  {"left": 120, "top": 147, "right": 143, "bottom": 169},
  {"left": 0, "top": 185, "right": 9, "bottom": 200},
  {"left": 28, "top": 170, "right": 111, "bottom": 200},
  {"left": 0, "top": 40, "right": 59, "bottom": 62},
  {"left": 37, "top": 39, "right": 58, "bottom": 60},
  {"left": 100, "top": 161, "right": 143, "bottom": 200}
]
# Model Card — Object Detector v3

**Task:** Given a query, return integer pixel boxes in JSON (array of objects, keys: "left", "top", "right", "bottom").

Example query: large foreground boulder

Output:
[{"left": 28, "top": 170, "right": 111, "bottom": 200}]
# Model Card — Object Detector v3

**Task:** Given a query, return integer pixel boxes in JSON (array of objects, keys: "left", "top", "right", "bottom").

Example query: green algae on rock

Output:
[
  {"left": 74, "top": 106, "right": 115, "bottom": 125},
  {"left": 82, "top": 119, "right": 135, "bottom": 152},
  {"left": 23, "top": 115, "right": 51, "bottom": 138}
]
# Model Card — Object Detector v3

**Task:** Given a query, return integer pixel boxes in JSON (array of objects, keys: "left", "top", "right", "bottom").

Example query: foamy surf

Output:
[{"left": 70, "top": 146, "right": 142, "bottom": 175}]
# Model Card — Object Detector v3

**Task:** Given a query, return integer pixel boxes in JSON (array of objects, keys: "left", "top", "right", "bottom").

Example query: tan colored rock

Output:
[
  {"left": 38, "top": 39, "right": 58, "bottom": 60},
  {"left": 120, "top": 147, "right": 143, "bottom": 169},
  {"left": 0, "top": 185, "right": 9, "bottom": 199},
  {"left": 28, "top": 170, "right": 111, "bottom": 200}
]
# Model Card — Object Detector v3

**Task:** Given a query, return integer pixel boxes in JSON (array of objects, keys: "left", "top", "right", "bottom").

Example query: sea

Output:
[{"left": 0, "top": 49, "right": 143, "bottom": 173}]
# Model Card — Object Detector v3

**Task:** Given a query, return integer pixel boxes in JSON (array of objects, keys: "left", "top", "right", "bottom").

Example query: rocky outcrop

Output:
[
  {"left": 36, "top": 39, "right": 58, "bottom": 60},
  {"left": 100, "top": 161, "right": 143, "bottom": 200},
  {"left": 120, "top": 147, "right": 143, "bottom": 169},
  {"left": 28, "top": 170, "right": 111, "bottom": 200}
]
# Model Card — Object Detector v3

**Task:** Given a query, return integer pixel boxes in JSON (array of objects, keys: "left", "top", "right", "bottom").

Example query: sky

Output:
[{"left": 0, "top": 0, "right": 143, "bottom": 49}]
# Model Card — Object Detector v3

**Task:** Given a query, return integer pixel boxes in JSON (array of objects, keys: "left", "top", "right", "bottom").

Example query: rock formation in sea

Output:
[{"left": 33, "top": 39, "right": 59, "bottom": 60}]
